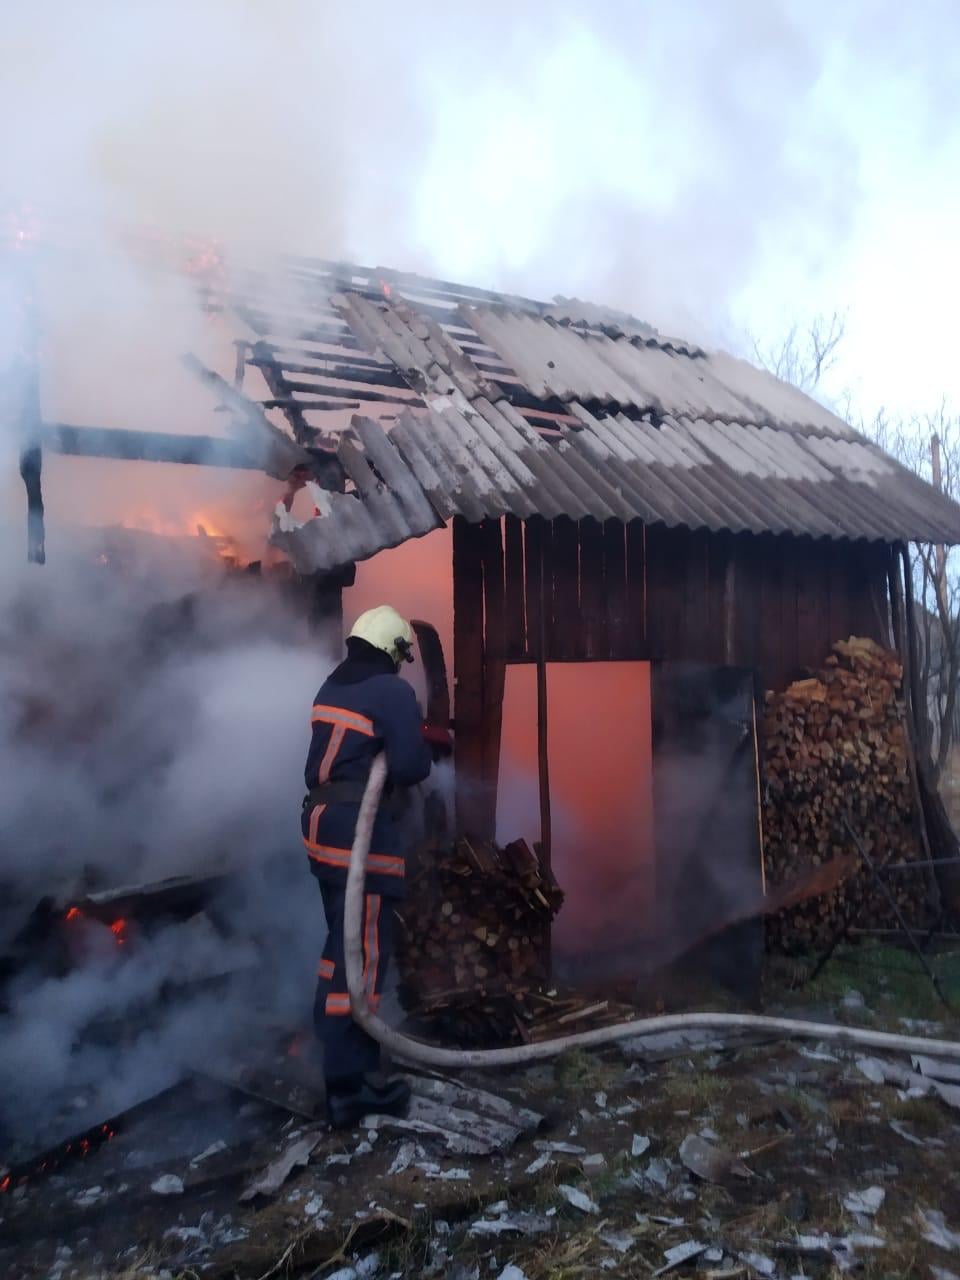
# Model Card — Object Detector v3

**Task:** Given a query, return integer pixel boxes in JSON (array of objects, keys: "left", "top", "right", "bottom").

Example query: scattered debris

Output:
[
  {"left": 631, "top": 1133, "right": 651, "bottom": 1158},
  {"left": 524, "top": 1152, "right": 551, "bottom": 1175},
  {"left": 856, "top": 1056, "right": 887, "bottom": 1084},
  {"left": 387, "top": 1141, "right": 422, "bottom": 1175},
  {"left": 643, "top": 1158, "right": 672, "bottom": 1189},
  {"left": 557, "top": 1183, "right": 599, "bottom": 1215},
  {"left": 366, "top": 1078, "right": 542, "bottom": 1155},
  {"left": 843, "top": 1186, "right": 885, "bottom": 1217},
  {"left": 889, "top": 1119, "right": 928, "bottom": 1147},
  {"left": 600, "top": 1229, "right": 636, "bottom": 1255},
  {"left": 468, "top": 1209, "right": 554, "bottom": 1237},
  {"left": 679, "top": 1134, "right": 751, "bottom": 1183},
  {"left": 533, "top": 1140, "right": 586, "bottom": 1155},
  {"left": 798, "top": 1044, "right": 840, "bottom": 1063},
  {"left": 496, "top": 1266, "right": 529, "bottom": 1280},
  {"left": 919, "top": 1208, "right": 960, "bottom": 1250},
  {"left": 582, "top": 1153, "right": 606, "bottom": 1170},
  {"left": 857, "top": 1055, "right": 960, "bottom": 1110},
  {"left": 652, "top": 1241, "right": 708, "bottom": 1275},
  {"left": 239, "top": 1129, "right": 323, "bottom": 1202},
  {"left": 739, "top": 1251, "right": 776, "bottom": 1276},
  {"left": 326, "top": 1254, "right": 381, "bottom": 1280},
  {"left": 190, "top": 1139, "right": 228, "bottom": 1166},
  {"left": 150, "top": 1174, "right": 184, "bottom": 1196},
  {"left": 912, "top": 1055, "right": 960, "bottom": 1083}
]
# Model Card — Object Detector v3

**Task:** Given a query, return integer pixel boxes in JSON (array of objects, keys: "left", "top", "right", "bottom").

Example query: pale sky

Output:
[{"left": 2, "top": 0, "right": 959, "bottom": 425}]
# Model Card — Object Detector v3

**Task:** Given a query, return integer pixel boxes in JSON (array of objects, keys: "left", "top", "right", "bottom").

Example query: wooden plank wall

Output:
[{"left": 451, "top": 515, "right": 894, "bottom": 836}]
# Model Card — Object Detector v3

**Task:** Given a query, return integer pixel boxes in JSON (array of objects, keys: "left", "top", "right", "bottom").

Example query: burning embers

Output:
[
  {"left": 1, "top": 1121, "right": 118, "bottom": 1196},
  {"left": 62, "top": 904, "right": 131, "bottom": 950}
]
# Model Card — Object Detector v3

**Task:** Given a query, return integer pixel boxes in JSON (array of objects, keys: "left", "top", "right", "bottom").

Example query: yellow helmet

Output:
[{"left": 348, "top": 605, "right": 415, "bottom": 666}]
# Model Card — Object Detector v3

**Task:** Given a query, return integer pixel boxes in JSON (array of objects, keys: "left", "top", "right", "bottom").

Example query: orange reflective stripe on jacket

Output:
[
  {"left": 309, "top": 706, "right": 375, "bottom": 788},
  {"left": 304, "top": 839, "right": 405, "bottom": 879},
  {"left": 310, "top": 705, "right": 375, "bottom": 737},
  {"left": 317, "top": 957, "right": 335, "bottom": 979}
]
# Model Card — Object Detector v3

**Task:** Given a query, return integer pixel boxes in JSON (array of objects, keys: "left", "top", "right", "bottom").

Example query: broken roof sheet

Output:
[
  {"left": 271, "top": 399, "right": 960, "bottom": 574},
  {"left": 209, "top": 254, "right": 960, "bottom": 566}
]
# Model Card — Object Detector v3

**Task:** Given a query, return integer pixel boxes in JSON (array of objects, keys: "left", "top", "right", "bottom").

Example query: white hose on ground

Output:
[{"left": 344, "top": 753, "right": 960, "bottom": 1067}]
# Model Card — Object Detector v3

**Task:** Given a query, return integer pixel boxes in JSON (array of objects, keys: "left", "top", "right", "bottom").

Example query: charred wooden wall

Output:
[{"left": 453, "top": 515, "right": 893, "bottom": 836}]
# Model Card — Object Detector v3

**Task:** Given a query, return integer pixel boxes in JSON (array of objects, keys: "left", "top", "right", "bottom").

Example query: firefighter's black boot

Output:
[{"left": 326, "top": 1073, "right": 411, "bottom": 1130}]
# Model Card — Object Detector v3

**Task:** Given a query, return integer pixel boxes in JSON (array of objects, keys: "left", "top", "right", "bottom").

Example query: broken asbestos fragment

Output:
[
  {"left": 557, "top": 1183, "right": 600, "bottom": 1215},
  {"left": 652, "top": 1241, "right": 708, "bottom": 1276},
  {"left": 678, "top": 1134, "right": 751, "bottom": 1183},
  {"left": 842, "top": 1186, "right": 885, "bottom": 1217},
  {"left": 239, "top": 1129, "right": 323, "bottom": 1202}
]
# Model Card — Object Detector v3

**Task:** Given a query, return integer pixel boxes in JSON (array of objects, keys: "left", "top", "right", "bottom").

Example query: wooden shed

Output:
[{"left": 14, "top": 250, "right": 960, "bottom": 971}]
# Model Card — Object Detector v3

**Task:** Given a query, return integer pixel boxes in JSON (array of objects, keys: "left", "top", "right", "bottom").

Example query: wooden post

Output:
[
  {"left": 19, "top": 439, "right": 45, "bottom": 566},
  {"left": 723, "top": 549, "right": 736, "bottom": 665},
  {"left": 453, "top": 517, "right": 487, "bottom": 836},
  {"left": 503, "top": 515, "right": 526, "bottom": 658},
  {"left": 12, "top": 258, "right": 45, "bottom": 565},
  {"left": 480, "top": 518, "right": 506, "bottom": 838},
  {"left": 536, "top": 525, "right": 552, "bottom": 873}
]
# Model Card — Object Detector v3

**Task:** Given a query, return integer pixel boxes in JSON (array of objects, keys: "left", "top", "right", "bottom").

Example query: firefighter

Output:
[{"left": 303, "top": 604, "right": 451, "bottom": 1129}]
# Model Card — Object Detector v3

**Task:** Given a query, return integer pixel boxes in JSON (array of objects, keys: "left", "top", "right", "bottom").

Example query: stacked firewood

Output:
[
  {"left": 763, "top": 636, "right": 931, "bottom": 953},
  {"left": 395, "top": 836, "right": 567, "bottom": 1044}
]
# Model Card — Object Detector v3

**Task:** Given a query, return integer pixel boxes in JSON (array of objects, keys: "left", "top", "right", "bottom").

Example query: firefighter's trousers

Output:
[{"left": 314, "top": 881, "right": 393, "bottom": 1086}]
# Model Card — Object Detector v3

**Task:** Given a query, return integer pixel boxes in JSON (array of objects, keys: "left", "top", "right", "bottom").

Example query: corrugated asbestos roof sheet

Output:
[
  {"left": 271, "top": 397, "right": 960, "bottom": 573},
  {"left": 462, "top": 305, "right": 855, "bottom": 435},
  {"left": 255, "top": 258, "right": 960, "bottom": 571}
]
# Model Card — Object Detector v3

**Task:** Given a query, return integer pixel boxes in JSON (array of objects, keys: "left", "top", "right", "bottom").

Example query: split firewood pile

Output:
[
  {"left": 763, "top": 635, "right": 930, "bottom": 953},
  {"left": 396, "top": 837, "right": 620, "bottom": 1044}
]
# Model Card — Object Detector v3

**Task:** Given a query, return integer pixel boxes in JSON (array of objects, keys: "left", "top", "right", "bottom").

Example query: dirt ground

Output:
[{"left": 4, "top": 950, "right": 960, "bottom": 1280}]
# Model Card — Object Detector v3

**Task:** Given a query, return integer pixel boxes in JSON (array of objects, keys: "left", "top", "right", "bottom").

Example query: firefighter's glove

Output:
[{"left": 422, "top": 723, "right": 453, "bottom": 760}]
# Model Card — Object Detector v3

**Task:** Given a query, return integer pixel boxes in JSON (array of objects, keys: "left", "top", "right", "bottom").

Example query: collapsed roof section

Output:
[{"left": 233, "top": 258, "right": 960, "bottom": 573}]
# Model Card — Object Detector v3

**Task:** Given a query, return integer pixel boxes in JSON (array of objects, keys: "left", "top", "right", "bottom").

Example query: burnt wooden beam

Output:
[
  {"left": 261, "top": 397, "right": 362, "bottom": 412},
  {"left": 182, "top": 353, "right": 311, "bottom": 479},
  {"left": 249, "top": 342, "right": 390, "bottom": 373},
  {"left": 250, "top": 347, "right": 312, "bottom": 445},
  {"left": 47, "top": 424, "right": 269, "bottom": 469},
  {"left": 278, "top": 379, "right": 419, "bottom": 406},
  {"left": 249, "top": 355, "right": 408, "bottom": 389},
  {"left": 19, "top": 443, "right": 45, "bottom": 565}
]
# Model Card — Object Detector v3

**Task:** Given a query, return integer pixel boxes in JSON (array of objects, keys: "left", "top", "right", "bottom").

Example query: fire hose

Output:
[{"left": 344, "top": 754, "right": 960, "bottom": 1066}]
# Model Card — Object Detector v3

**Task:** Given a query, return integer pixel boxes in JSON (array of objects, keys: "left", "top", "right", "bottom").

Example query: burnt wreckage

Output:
[{"left": 8, "top": 254, "right": 960, "bottom": 1185}]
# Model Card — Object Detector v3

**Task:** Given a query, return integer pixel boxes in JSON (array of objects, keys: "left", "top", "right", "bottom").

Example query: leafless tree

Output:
[
  {"left": 752, "top": 319, "right": 960, "bottom": 786},
  {"left": 751, "top": 310, "right": 847, "bottom": 393}
]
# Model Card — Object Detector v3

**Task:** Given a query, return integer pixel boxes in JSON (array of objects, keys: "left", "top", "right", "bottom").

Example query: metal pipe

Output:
[{"left": 344, "top": 755, "right": 960, "bottom": 1067}]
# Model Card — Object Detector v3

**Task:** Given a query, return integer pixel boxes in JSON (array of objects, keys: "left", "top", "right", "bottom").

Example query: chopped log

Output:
[{"left": 395, "top": 835, "right": 564, "bottom": 1044}]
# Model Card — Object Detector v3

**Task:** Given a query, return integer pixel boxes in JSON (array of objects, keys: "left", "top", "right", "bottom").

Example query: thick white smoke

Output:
[{"left": 0, "top": 542, "right": 334, "bottom": 1151}]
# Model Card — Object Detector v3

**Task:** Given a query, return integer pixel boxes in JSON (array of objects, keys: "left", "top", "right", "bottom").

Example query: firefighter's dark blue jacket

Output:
[{"left": 302, "top": 640, "right": 432, "bottom": 898}]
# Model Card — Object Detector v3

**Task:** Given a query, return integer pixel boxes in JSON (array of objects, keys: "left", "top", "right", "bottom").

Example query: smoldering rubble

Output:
[{"left": 0, "top": 542, "right": 333, "bottom": 1151}]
